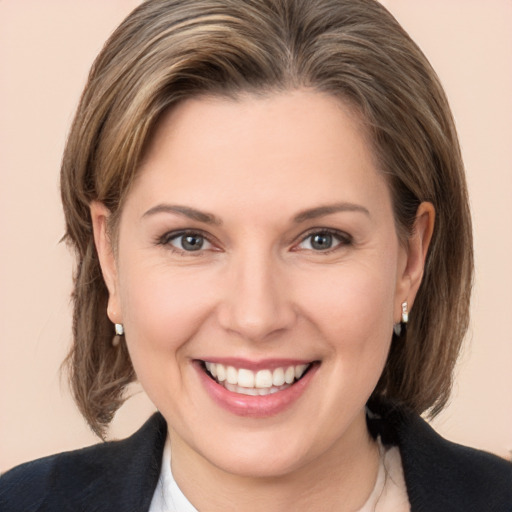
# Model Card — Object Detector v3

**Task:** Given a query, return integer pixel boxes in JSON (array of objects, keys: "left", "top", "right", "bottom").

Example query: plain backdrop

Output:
[{"left": 1, "top": 0, "right": 511, "bottom": 473}]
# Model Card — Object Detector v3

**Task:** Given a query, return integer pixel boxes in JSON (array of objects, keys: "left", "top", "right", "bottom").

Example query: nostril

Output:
[
  {"left": 217, "top": 301, "right": 297, "bottom": 342},
  {"left": 215, "top": 265, "right": 296, "bottom": 341}
]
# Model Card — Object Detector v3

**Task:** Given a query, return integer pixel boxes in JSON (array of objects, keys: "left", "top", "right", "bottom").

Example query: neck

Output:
[{"left": 169, "top": 412, "right": 380, "bottom": 512}]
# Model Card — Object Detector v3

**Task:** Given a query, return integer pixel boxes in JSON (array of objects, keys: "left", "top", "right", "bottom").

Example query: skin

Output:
[{"left": 92, "top": 90, "right": 434, "bottom": 511}]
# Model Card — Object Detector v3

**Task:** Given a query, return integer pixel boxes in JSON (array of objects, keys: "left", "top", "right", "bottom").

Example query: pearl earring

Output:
[
  {"left": 393, "top": 301, "right": 408, "bottom": 337},
  {"left": 401, "top": 301, "right": 409, "bottom": 324},
  {"left": 113, "top": 323, "right": 124, "bottom": 347}
]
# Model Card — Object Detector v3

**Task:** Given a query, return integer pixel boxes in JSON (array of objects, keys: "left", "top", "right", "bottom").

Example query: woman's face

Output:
[{"left": 93, "top": 90, "right": 429, "bottom": 478}]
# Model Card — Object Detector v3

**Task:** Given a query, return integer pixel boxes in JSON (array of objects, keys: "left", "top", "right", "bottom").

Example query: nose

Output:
[{"left": 217, "top": 250, "right": 297, "bottom": 342}]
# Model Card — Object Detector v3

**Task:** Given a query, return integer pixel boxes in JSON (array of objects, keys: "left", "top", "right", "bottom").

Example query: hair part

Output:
[{"left": 61, "top": 0, "right": 473, "bottom": 437}]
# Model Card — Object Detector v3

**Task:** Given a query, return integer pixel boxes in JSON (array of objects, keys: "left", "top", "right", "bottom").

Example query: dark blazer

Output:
[{"left": 1, "top": 399, "right": 511, "bottom": 511}]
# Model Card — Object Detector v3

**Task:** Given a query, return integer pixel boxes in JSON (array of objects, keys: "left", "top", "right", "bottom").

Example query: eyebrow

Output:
[
  {"left": 293, "top": 202, "right": 370, "bottom": 223},
  {"left": 142, "top": 204, "right": 222, "bottom": 225},
  {"left": 142, "top": 201, "right": 370, "bottom": 225}
]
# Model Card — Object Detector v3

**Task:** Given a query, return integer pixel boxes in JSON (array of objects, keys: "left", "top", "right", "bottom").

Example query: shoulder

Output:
[
  {"left": 368, "top": 397, "right": 512, "bottom": 512},
  {"left": 0, "top": 413, "right": 167, "bottom": 512}
]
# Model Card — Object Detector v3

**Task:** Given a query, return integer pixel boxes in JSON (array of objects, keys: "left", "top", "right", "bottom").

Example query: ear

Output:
[
  {"left": 394, "top": 202, "right": 435, "bottom": 321},
  {"left": 90, "top": 201, "right": 123, "bottom": 325}
]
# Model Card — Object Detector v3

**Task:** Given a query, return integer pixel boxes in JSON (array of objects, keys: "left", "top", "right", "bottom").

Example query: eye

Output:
[
  {"left": 296, "top": 230, "right": 351, "bottom": 252},
  {"left": 159, "top": 231, "right": 213, "bottom": 252}
]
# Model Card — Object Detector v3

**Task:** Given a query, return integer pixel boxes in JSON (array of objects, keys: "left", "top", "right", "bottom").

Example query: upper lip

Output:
[{"left": 195, "top": 357, "right": 316, "bottom": 371}]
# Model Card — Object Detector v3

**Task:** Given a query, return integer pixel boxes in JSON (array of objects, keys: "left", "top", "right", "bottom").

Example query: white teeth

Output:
[
  {"left": 238, "top": 368, "right": 255, "bottom": 388},
  {"left": 272, "top": 367, "right": 285, "bottom": 386},
  {"left": 295, "top": 364, "right": 307, "bottom": 379},
  {"left": 224, "top": 382, "right": 290, "bottom": 396},
  {"left": 256, "top": 369, "right": 273, "bottom": 388},
  {"left": 205, "top": 362, "right": 217, "bottom": 377},
  {"left": 216, "top": 364, "right": 226, "bottom": 382},
  {"left": 226, "top": 366, "right": 238, "bottom": 385},
  {"left": 204, "top": 361, "right": 311, "bottom": 393}
]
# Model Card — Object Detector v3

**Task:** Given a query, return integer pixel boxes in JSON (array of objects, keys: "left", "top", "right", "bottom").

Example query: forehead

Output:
[{"left": 128, "top": 90, "right": 390, "bottom": 219}]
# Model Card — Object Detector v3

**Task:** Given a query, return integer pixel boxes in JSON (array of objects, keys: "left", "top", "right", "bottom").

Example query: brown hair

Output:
[{"left": 61, "top": 0, "right": 473, "bottom": 437}]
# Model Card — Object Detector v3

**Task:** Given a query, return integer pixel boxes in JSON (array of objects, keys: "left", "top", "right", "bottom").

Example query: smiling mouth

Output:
[{"left": 200, "top": 361, "right": 315, "bottom": 396}]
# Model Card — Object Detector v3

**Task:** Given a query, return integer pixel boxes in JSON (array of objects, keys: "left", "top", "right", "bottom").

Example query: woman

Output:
[{"left": 1, "top": 0, "right": 510, "bottom": 510}]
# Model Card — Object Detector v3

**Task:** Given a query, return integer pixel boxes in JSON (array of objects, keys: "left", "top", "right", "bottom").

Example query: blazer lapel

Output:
[{"left": 45, "top": 413, "right": 168, "bottom": 512}]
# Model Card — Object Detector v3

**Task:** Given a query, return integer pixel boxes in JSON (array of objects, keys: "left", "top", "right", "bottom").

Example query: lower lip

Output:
[{"left": 196, "top": 362, "right": 319, "bottom": 418}]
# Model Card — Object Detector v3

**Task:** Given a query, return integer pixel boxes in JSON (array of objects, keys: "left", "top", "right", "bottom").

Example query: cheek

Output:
[
  {"left": 300, "top": 261, "right": 396, "bottom": 337},
  {"left": 117, "top": 265, "right": 221, "bottom": 416},
  {"left": 295, "top": 257, "right": 397, "bottom": 386},
  {"left": 118, "top": 267, "right": 215, "bottom": 369}
]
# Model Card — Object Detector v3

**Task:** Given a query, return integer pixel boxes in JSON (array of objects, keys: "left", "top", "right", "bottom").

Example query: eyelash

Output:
[
  {"left": 156, "top": 228, "right": 352, "bottom": 255},
  {"left": 156, "top": 230, "right": 215, "bottom": 256},
  {"left": 295, "top": 228, "right": 353, "bottom": 254}
]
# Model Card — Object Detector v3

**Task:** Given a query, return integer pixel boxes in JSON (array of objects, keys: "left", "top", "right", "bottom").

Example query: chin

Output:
[
  {"left": 208, "top": 444, "right": 312, "bottom": 479},
  {"left": 189, "top": 424, "right": 326, "bottom": 480}
]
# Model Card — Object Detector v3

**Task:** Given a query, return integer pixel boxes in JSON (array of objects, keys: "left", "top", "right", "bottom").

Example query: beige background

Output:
[{"left": 1, "top": 1, "right": 511, "bottom": 473}]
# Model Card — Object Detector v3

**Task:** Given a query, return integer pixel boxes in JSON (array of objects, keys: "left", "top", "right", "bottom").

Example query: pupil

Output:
[
  {"left": 183, "top": 235, "right": 203, "bottom": 251},
  {"left": 311, "top": 233, "right": 332, "bottom": 250}
]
